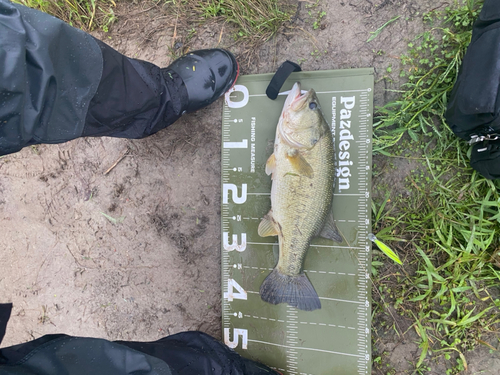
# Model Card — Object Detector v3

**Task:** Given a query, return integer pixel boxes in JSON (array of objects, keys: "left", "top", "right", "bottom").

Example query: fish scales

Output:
[
  {"left": 258, "top": 82, "right": 342, "bottom": 311},
  {"left": 273, "top": 130, "right": 335, "bottom": 276}
]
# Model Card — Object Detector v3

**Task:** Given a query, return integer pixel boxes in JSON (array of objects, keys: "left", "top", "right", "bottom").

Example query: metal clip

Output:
[{"left": 469, "top": 133, "right": 500, "bottom": 145}]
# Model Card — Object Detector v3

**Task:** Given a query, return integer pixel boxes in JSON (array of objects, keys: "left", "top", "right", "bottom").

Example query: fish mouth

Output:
[
  {"left": 289, "top": 81, "right": 302, "bottom": 101},
  {"left": 278, "top": 83, "right": 305, "bottom": 148},
  {"left": 284, "top": 82, "right": 303, "bottom": 108},
  {"left": 286, "top": 82, "right": 312, "bottom": 111}
]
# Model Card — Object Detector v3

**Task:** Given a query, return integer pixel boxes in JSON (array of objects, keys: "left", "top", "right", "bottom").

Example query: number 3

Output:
[{"left": 223, "top": 232, "right": 247, "bottom": 252}]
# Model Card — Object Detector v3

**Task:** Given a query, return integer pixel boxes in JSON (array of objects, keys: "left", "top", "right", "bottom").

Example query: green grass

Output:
[
  {"left": 372, "top": 0, "right": 500, "bottom": 372},
  {"left": 197, "top": 0, "right": 294, "bottom": 44},
  {"left": 11, "top": 0, "right": 498, "bottom": 370},
  {"left": 13, "top": 0, "right": 117, "bottom": 31},
  {"left": 374, "top": 1, "right": 479, "bottom": 153},
  {"left": 16, "top": 0, "right": 293, "bottom": 42}
]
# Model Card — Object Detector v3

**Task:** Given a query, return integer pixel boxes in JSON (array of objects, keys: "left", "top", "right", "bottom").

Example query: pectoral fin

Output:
[
  {"left": 265, "top": 153, "right": 276, "bottom": 177},
  {"left": 286, "top": 150, "right": 314, "bottom": 178},
  {"left": 319, "top": 211, "right": 343, "bottom": 242},
  {"left": 258, "top": 211, "right": 278, "bottom": 237}
]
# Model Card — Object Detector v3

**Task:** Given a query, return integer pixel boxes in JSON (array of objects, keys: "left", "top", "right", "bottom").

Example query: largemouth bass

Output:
[{"left": 258, "top": 82, "right": 342, "bottom": 311}]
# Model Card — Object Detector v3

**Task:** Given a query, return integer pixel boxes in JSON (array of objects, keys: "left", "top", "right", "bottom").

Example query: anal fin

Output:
[
  {"left": 258, "top": 211, "right": 278, "bottom": 237},
  {"left": 319, "top": 211, "right": 343, "bottom": 242}
]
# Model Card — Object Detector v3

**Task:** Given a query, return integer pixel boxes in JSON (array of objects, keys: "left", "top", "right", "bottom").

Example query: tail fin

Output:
[{"left": 259, "top": 268, "right": 321, "bottom": 311}]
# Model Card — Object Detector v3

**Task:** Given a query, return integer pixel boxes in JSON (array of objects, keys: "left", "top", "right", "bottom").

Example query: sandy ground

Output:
[{"left": 1, "top": 0, "right": 499, "bottom": 374}]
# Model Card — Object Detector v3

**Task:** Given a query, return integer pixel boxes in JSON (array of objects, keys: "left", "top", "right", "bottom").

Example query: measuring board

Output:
[{"left": 221, "top": 69, "right": 373, "bottom": 375}]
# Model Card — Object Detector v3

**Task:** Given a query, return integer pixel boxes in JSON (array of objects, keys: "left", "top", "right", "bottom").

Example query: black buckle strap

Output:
[{"left": 266, "top": 61, "right": 302, "bottom": 100}]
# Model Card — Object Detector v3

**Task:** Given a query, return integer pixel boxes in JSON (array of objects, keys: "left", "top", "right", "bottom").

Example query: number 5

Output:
[{"left": 224, "top": 328, "right": 248, "bottom": 349}]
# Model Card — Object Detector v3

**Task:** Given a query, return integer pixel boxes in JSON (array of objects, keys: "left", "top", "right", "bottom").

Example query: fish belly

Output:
[
  {"left": 272, "top": 135, "right": 334, "bottom": 276},
  {"left": 259, "top": 123, "right": 335, "bottom": 311}
]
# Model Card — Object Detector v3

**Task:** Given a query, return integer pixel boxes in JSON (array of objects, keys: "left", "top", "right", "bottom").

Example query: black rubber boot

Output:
[
  {"left": 82, "top": 43, "right": 239, "bottom": 139},
  {"left": 0, "top": 1, "right": 241, "bottom": 155},
  {"left": 164, "top": 49, "right": 239, "bottom": 113}
]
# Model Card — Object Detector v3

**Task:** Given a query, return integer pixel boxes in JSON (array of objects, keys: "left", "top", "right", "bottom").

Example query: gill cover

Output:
[{"left": 278, "top": 82, "right": 326, "bottom": 150}]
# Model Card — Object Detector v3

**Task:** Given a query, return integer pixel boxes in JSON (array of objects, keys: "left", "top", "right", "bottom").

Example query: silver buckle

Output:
[{"left": 469, "top": 134, "right": 500, "bottom": 145}]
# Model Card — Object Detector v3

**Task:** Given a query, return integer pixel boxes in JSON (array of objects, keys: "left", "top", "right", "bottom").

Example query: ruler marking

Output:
[
  {"left": 247, "top": 339, "right": 364, "bottom": 358},
  {"left": 247, "top": 242, "right": 364, "bottom": 250},
  {"left": 244, "top": 291, "right": 364, "bottom": 305},
  {"left": 319, "top": 297, "right": 363, "bottom": 304},
  {"left": 333, "top": 193, "right": 364, "bottom": 196},
  {"left": 222, "top": 78, "right": 372, "bottom": 375},
  {"left": 247, "top": 89, "right": 369, "bottom": 98},
  {"left": 247, "top": 242, "right": 278, "bottom": 246}
]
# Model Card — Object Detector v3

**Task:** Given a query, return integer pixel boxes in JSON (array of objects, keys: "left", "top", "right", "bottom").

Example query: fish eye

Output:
[{"left": 309, "top": 102, "right": 317, "bottom": 110}]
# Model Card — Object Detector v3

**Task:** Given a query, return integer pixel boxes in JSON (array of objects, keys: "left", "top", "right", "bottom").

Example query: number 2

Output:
[{"left": 223, "top": 184, "right": 247, "bottom": 204}]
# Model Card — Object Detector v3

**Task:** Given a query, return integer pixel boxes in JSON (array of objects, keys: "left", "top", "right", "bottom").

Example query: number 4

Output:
[{"left": 224, "top": 279, "right": 247, "bottom": 301}]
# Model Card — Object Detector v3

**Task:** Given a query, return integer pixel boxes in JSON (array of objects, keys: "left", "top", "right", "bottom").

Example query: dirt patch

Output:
[{"left": 1, "top": 0, "right": 499, "bottom": 373}]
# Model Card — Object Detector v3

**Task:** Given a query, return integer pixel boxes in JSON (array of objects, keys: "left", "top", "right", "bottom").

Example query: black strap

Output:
[
  {"left": 470, "top": 139, "right": 500, "bottom": 179},
  {"left": 0, "top": 303, "right": 13, "bottom": 346},
  {"left": 266, "top": 61, "right": 302, "bottom": 100}
]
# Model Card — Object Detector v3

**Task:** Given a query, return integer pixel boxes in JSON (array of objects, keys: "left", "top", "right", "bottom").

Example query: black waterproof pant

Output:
[
  {"left": 444, "top": 0, "right": 500, "bottom": 179},
  {"left": 0, "top": 0, "right": 186, "bottom": 157},
  {"left": 0, "top": 304, "right": 278, "bottom": 375}
]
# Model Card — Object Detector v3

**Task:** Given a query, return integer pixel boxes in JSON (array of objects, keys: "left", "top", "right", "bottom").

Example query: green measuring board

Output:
[{"left": 221, "top": 69, "right": 374, "bottom": 375}]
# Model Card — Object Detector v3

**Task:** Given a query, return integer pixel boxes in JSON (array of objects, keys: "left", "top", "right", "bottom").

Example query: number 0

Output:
[{"left": 225, "top": 85, "right": 249, "bottom": 109}]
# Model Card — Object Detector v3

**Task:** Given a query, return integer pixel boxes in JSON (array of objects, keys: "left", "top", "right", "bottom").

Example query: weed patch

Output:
[
  {"left": 197, "top": 0, "right": 294, "bottom": 44},
  {"left": 13, "top": 0, "right": 117, "bottom": 32},
  {"left": 372, "top": 0, "right": 500, "bottom": 372}
]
